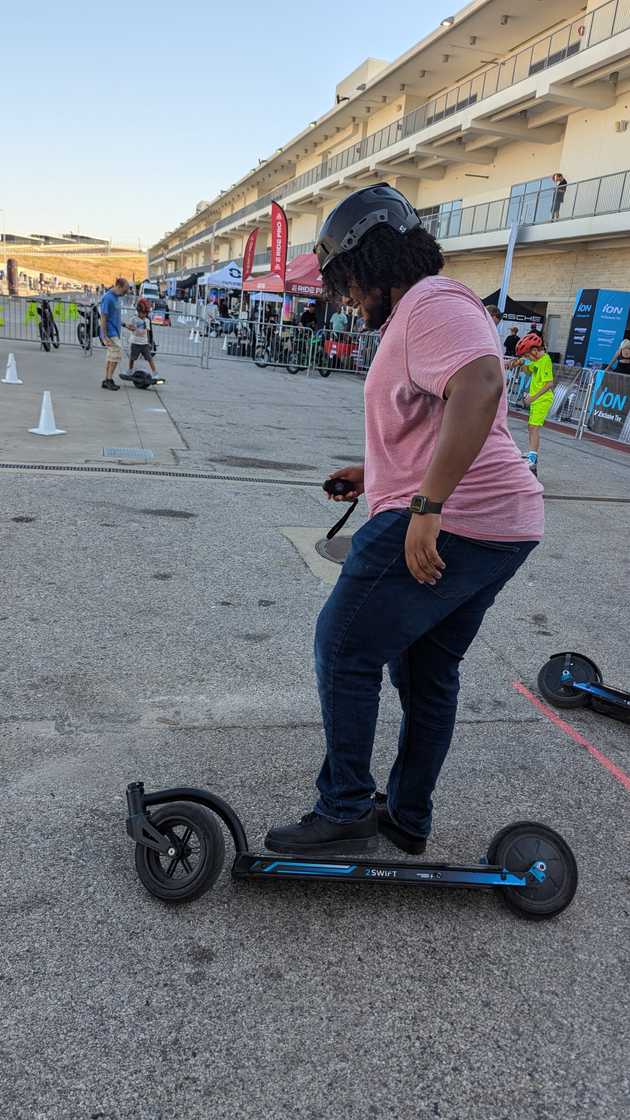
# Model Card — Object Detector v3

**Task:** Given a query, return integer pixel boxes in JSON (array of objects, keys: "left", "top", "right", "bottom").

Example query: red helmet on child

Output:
[{"left": 515, "top": 332, "right": 543, "bottom": 357}]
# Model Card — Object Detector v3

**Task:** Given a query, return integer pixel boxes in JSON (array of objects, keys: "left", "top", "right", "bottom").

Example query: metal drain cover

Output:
[
  {"left": 103, "top": 447, "right": 155, "bottom": 462},
  {"left": 315, "top": 536, "right": 352, "bottom": 565}
]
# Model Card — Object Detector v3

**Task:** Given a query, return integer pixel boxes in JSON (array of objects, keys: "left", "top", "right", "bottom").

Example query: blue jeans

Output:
[{"left": 314, "top": 511, "right": 537, "bottom": 836}]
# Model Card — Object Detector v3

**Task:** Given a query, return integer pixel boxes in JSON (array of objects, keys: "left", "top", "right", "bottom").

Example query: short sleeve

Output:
[{"left": 405, "top": 285, "right": 501, "bottom": 399}]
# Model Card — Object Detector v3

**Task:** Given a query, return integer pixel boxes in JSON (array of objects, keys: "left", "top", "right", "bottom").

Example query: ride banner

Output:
[
  {"left": 270, "top": 202, "right": 288, "bottom": 286},
  {"left": 242, "top": 228, "right": 259, "bottom": 282},
  {"left": 586, "top": 369, "right": 630, "bottom": 438}
]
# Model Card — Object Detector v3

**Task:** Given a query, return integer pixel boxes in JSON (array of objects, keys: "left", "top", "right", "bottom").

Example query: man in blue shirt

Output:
[{"left": 99, "top": 277, "right": 130, "bottom": 391}]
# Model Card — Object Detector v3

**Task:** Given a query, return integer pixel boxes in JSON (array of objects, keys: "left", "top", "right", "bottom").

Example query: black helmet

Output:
[{"left": 314, "top": 183, "right": 421, "bottom": 273}]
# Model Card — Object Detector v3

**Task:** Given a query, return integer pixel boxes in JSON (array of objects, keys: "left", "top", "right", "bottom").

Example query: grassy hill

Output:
[{"left": 11, "top": 251, "right": 148, "bottom": 288}]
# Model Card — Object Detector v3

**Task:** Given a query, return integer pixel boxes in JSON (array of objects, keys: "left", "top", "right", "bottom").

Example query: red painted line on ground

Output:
[{"left": 513, "top": 680, "right": 630, "bottom": 794}]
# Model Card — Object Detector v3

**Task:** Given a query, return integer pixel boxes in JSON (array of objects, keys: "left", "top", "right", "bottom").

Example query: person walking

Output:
[
  {"left": 504, "top": 326, "right": 520, "bottom": 357},
  {"left": 265, "top": 184, "right": 543, "bottom": 857},
  {"left": 551, "top": 173, "right": 567, "bottom": 221},
  {"left": 99, "top": 277, "right": 129, "bottom": 390}
]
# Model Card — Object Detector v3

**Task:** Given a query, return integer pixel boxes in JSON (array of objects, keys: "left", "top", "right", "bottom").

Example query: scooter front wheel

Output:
[
  {"left": 487, "top": 821, "right": 577, "bottom": 920},
  {"left": 134, "top": 801, "right": 225, "bottom": 902},
  {"left": 538, "top": 652, "right": 602, "bottom": 709}
]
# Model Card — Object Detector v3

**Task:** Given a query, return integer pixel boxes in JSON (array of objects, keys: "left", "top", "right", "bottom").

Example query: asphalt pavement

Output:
[{"left": 1, "top": 341, "right": 629, "bottom": 1120}]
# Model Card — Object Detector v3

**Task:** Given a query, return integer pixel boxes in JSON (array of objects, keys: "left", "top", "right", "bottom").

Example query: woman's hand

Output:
[
  {"left": 326, "top": 464, "right": 365, "bottom": 501},
  {"left": 405, "top": 514, "right": 445, "bottom": 585}
]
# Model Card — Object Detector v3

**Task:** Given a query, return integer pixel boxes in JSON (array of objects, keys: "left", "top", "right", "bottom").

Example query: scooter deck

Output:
[
  {"left": 575, "top": 681, "right": 630, "bottom": 721},
  {"left": 232, "top": 851, "right": 528, "bottom": 888}
]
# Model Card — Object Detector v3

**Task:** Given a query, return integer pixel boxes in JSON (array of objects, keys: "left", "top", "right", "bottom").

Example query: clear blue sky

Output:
[{"left": 4, "top": 0, "right": 457, "bottom": 246}]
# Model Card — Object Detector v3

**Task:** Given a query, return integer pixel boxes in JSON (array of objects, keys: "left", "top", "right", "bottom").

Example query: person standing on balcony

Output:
[
  {"left": 551, "top": 173, "right": 568, "bottom": 221},
  {"left": 265, "top": 183, "right": 542, "bottom": 858}
]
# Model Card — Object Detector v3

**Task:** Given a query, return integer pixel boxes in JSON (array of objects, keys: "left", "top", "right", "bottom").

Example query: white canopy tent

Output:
[{"left": 200, "top": 261, "right": 242, "bottom": 290}]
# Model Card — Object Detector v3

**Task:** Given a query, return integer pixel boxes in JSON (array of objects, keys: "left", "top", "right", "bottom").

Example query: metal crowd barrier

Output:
[
  {"left": 308, "top": 328, "right": 380, "bottom": 378},
  {"left": 201, "top": 321, "right": 313, "bottom": 371},
  {"left": 0, "top": 294, "right": 93, "bottom": 349},
  {"left": 506, "top": 360, "right": 596, "bottom": 438}
]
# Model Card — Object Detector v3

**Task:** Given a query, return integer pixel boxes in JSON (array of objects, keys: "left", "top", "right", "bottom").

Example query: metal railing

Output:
[
  {"left": 152, "top": 156, "right": 630, "bottom": 275},
  {"left": 0, "top": 295, "right": 93, "bottom": 349},
  {"left": 419, "top": 169, "right": 630, "bottom": 239},
  {"left": 506, "top": 361, "right": 596, "bottom": 437},
  {"left": 149, "top": 0, "right": 630, "bottom": 262},
  {"left": 307, "top": 329, "right": 381, "bottom": 378},
  {"left": 201, "top": 321, "right": 315, "bottom": 371}
]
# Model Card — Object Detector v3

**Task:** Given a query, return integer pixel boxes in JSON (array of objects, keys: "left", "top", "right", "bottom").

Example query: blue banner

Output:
[{"left": 585, "top": 289, "right": 630, "bottom": 368}]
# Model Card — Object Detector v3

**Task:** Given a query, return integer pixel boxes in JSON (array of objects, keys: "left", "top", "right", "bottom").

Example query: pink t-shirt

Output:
[{"left": 363, "top": 275, "right": 544, "bottom": 540}]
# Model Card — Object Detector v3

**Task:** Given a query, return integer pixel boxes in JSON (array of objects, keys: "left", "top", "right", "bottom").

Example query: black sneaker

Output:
[
  {"left": 119, "top": 369, "right": 134, "bottom": 381},
  {"left": 265, "top": 808, "right": 378, "bottom": 855},
  {"left": 102, "top": 379, "right": 120, "bottom": 391},
  {"left": 374, "top": 792, "right": 428, "bottom": 855}
]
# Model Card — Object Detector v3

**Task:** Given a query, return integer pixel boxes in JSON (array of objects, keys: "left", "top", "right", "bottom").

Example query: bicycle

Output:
[
  {"left": 77, "top": 304, "right": 103, "bottom": 351},
  {"left": 253, "top": 324, "right": 304, "bottom": 375},
  {"left": 37, "top": 300, "right": 60, "bottom": 352}
]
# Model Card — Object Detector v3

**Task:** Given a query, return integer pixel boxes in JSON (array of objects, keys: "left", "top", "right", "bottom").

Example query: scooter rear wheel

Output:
[
  {"left": 538, "top": 652, "right": 602, "bottom": 709},
  {"left": 135, "top": 801, "right": 225, "bottom": 902},
  {"left": 487, "top": 821, "right": 577, "bottom": 920}
]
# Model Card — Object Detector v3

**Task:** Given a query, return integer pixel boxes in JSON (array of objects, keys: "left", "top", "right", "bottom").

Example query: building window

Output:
[
  {"left": 508, "top": 177, "right": 555, "bottom": 224},
  {"left": 417, "top": 199, "right": 462, "bottom": 238}
]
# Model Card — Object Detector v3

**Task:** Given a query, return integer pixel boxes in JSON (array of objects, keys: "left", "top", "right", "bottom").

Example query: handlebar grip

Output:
[{"left": 323, "top": 478, "right": 356, "bottom": 497}]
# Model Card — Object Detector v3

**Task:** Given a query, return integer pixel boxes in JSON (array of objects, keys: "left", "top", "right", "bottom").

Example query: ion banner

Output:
[
  {"left": 586, "top": 369, "right": 630, "bottom": 438},
  {"left": 565, "top": 288, "right": 630, "bottom": 367}
]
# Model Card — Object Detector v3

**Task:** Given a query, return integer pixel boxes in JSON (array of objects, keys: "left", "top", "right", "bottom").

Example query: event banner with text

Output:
[
  {"left": 565, "top": 288, "right": 630, "bottom": 368},
  {"left": 586, "top": 369, "right": 630, "bottom": 438}
]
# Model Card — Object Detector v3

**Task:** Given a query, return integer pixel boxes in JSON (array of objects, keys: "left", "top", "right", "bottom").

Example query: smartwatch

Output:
[{"left": 409, "top": 494, "right": 443, "bottom": 516}]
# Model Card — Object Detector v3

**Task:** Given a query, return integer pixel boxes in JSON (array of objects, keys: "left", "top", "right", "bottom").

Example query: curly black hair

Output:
[{"left": 322, "top": 223, "right": 444, "bottom": 301}]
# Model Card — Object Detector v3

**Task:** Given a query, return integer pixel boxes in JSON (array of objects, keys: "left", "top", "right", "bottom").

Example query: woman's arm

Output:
[
  {"left": 405, "top": 356, "right": 504, "bottom": 584},
  {"left": 604, "top": 346, "right": 620, "bottom": 373}
]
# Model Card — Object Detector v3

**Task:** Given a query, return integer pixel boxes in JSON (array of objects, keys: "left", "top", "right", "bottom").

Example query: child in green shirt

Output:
[{"left": 513, "top": 333, "right": 554, "bottom": 477}]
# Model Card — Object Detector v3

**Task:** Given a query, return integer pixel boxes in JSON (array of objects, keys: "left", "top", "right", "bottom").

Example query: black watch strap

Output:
[{"left": 409, "top": 494, "right": 443, "bottom": 515}]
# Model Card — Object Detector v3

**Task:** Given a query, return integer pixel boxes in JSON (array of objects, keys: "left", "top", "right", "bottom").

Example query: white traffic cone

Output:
[
  {"left": 2, "top": 353, "right": 23, "bottom": 384},
  {"left": 29, "top": 391, "right": 65, "bottom": 436}
]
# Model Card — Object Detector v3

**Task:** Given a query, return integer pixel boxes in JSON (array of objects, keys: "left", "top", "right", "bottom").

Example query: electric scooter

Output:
[
  {"left": 125, "top": 782, "right": 576, "bottom": 919},
  {"left": 123, "top": 482, "right": 578, "bottom": 922},
  {"left": 538, "top": 652, "right": 630, "bottom": 723}
]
